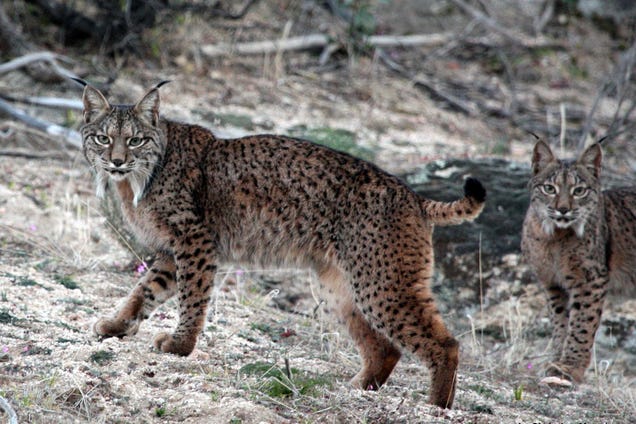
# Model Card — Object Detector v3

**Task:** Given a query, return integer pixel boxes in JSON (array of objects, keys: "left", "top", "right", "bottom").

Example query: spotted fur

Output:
[
  {"left": 79, "top": 82, "right": 486, "bottom": 409},
  {"left": 522, "top": 140, "right": 636, "bottom": 382}
]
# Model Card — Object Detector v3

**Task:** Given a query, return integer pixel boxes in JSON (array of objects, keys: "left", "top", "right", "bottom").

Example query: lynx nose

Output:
[
  {"left": 556, "top": 207, "right": 569, "bottom": 215},
  {"left": 112, "top": 159, "right": 124, "bottom": 167}
]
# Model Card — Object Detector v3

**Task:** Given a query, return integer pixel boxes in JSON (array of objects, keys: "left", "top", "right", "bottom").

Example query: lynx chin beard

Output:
[
  {"left": 541, "top": 215, "right": 587, "bottom": 238},
  {"left": 93, "top": 167, "right": 152, "bottom": 207}
]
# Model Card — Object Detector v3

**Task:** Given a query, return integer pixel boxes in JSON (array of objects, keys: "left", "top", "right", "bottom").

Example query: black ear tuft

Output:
[
  {"left": 527, "top": 131, "right": 541, "bottom": 141},
  {"left": 464, "top": 177, "right": 486, "bottom": 202},
  {"left": 155, "top": 80, "right": 171, "bottom": 89},
  {"left": 71, "top": 77, "right": 88, "bottom": 87}
]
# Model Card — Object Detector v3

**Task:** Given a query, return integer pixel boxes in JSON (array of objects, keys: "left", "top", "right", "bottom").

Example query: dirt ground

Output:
[{"left": 1, "top": 1, "right": 635, "bottom": 423}]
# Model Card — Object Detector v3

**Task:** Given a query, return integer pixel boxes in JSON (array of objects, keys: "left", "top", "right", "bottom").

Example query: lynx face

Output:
[
  {"left": 80, "top": 85, "right": 166, "bottom": 205},
  {"left": 528, "top": 141, "right": 601, "bottom": 237}
]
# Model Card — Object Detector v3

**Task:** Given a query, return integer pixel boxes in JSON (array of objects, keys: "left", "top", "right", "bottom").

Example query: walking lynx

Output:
[
  {"left": 77, "top": 81, "right": 486, "bottom": 408},
  {"left": 522, "top": 140, "right": 636, "bottom": 382}
]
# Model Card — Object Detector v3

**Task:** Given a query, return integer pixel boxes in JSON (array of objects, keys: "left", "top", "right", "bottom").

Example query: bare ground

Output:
[{"left": 1, "top": 1, "right": 635, "bottom": 423}]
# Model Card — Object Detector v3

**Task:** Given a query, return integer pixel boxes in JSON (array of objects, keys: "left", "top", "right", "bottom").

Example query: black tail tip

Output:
[{"left": 464, "top": 177, "right": 486, "bottom": 202}]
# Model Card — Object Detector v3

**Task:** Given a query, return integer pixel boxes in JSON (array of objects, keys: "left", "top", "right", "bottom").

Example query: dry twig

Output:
[
  {"left": 0, "top": 51, "right": 80, "bottom": 80},
  {"left": 200, "top": 32, "right": 458, "bottom": 58},
  {"left": 0, "top": 97, "right": 81, "bottom": 149},
  {"left": 448, "top": 0, "right": 551, "bottom": 47},
  {"left": 376, "top": 49, "right": 478, "bottom": 116},
  {"left": 0, "top": 395, "right": 18, "bottom": 424},
  {"left": 0, "top": 93, "right": 83, "bottom": 110}
]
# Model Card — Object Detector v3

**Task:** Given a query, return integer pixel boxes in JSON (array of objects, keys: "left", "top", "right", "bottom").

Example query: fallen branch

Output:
[
  {"left": 200, "top": 32, "right": 461, "bottom": 58},
  {"left": 376, "top": 49, "right": 478, "bottom": 116},
  {"left": 0, "top": 395, "right": 18, "bottom": 424},
  {"left": 200, "top": 30, "right": 558, "bottom": 59},
  {"left": 201, "top": 34, "right": 330, "bottom": 57},
  {"left": 0, "top": 148, "right": 70, "bottom": 160},
  {"left": 0, "top": 93, "right": 83, "bottom": 110},
  {"left": 0, "top": 51, "right": 79, "bottom": 80},
  {"left": 0, "top": 97, "right": 81, "bottom": 149},
  {"left": 448, "top": 0, "right": 551, "bottom": 47}
]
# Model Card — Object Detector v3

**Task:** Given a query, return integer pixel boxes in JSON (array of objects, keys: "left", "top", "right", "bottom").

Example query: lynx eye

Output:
[
  {"left": 541, "top": 184, "right": 557, "bottom": 195},
  {"left": 572, "top": 186, "right": 587, "bottom": 197},
  {"left": 93, "top": 134, "right": 111, "bottom": 146},
  {"left": 127, "top": 137, "right": 146, "bottom": 148}
]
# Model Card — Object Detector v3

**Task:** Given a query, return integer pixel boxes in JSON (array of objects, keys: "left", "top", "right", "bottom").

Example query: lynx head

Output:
[
  {"left": 529, "top": 139, "right": 602, "bottom": 237},
  {"left": 78, "top": 81, "right": 169, "bottom": 206}
]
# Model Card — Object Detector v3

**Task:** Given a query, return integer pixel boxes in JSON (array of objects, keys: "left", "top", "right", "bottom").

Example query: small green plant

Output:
[
  {"left": 468, "top": 384, "right": 495, "bottom": 398},
  {"left": 287, "top": 125, "right": 375, "bottom": 162},
  {"left": 240, "top": 361, "right": 332, "bottom": 398},
  {"left": 211, "top": 113, "right": 255, "bottom": 130},
  {"left": 155, "top": 406, "right": 167, "bottom": 417},
  {"left": 54, "top": 275, "right": 80, "bottom": 290},
  {"left": 0, "top": 310, "right": 21, "bottom": 325},
  {"left": 16, "top": 276, "right": 38, "bottom": 287},
  {"left": 513, "top": 384, "right": 523, "bottom": 401},
  {"left": 250, "top": 322, "right": 282, "bottom": 342},
  {"left": 89, "top": 350, "right": 115, "bottom": 365}
]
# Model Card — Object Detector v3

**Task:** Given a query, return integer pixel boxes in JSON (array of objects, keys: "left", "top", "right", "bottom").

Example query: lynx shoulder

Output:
[
  {"left": 77, "top": 81, "right": 486, "bottom": 409},
  {"left": 521, "top": 139, "right": 636, "bottom": 382}
]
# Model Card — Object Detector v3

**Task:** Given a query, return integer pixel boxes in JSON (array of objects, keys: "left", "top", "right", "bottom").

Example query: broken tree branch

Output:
[
  {"left": 448, "top": 0, "right": 551, "bottom": 47},
  {"left": 0, "top": 98, "right": 81, "bottom": 149},
  {"left": 0, "top": 395, "right": 17, "bottom": 424},
  {"left": 201, "top": 34, "right": 330, "bottom": 57},
  {"left": 376, "top": 48, "right": 478, "bottom": 116},
  {"left": 0, "top": 93, "right": 83, "bottom": 110},
  {"left": 0, "top": 51, "right": 79, "bottom": 81},
  {"left": 200, "top": 30, "right": 559, "bottom": 59},
  {"left": 200, "top": 32, "right": 458, "bottom": 58},
  {"left": 0, "top": 148, "right": 70, "bottom": 160}
]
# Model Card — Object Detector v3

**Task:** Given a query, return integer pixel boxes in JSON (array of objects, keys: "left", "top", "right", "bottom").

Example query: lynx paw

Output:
[
  {"left": 545, "top": 362, "right": 585, "bottom": 383},
  {"left": 93, "top": 317, "right": 139, "bottom": 338},
  {"left": 350, "top": 374, "right": 380, "bottom": 391},
  {"left": 153, "top": 332, "right": 196, "bottom": 356}
]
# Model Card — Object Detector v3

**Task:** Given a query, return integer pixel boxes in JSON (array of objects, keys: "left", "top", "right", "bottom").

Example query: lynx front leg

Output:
[
  {"left": 547, "top": 274, "right": 608, "bottom": 382},
  {"left": 154, "top": 229, "right": 215, "bottom": 356},
  {"left": 95, "top": 253, "right": 177, "bottom": 338},
  {"left": 543, "top": 283, "right": 570, "bottom": 360}
]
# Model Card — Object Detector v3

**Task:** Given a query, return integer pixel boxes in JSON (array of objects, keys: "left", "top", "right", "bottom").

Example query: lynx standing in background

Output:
[
  {"left": 76, "top": 80, "right": 486, "bottom": 409},
  {"left": 522, "top": 140, "right": 636, "bottom": 382}
]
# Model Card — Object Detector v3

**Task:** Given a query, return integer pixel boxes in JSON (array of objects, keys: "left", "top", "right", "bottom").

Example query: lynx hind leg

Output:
[
  {"left": 95, "top": 253, "right": 177, "bottom": 338},
  {"left": 319, "top": 266, "right": 401, "bottom": 391},
  {"left": 349, "top": 233, "right": 458, "bottom": 408}
]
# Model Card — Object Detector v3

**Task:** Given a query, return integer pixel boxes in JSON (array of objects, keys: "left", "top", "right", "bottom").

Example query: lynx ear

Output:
[
  {"left": 134, "top": 81, "right": 169, "bottom": 127},
  {"left": 578, "top": 143, "right": 602, "bottom": 179},
  {"left": 531, "top": 139, "right": 556, "bottom": 175},
  {"left": 81, "top": 84, "right": 111, "bottom": 124}
]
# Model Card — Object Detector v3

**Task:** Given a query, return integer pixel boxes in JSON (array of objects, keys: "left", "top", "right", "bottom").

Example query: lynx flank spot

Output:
[
  {"left": 79, "top": 82, "right": 486, "bottom": 409},
  {"left": 522, "top": 139, "right": 636, "bottom": 383}
]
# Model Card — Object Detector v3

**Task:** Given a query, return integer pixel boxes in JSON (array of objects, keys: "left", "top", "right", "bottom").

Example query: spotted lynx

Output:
[
  {"left": 77, "top": 81, "right": 486, "bottom": 408},
  {"left": 522, "top": 140, "right": 636, "bottom": 382}
]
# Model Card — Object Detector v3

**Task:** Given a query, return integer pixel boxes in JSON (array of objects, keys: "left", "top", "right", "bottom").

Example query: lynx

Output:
[
  {"left": 522, "top": 139, "right": 636, "bottom": 382},
  {"left": 77, "top": 81, "right": 486, "bottom": 408}
]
